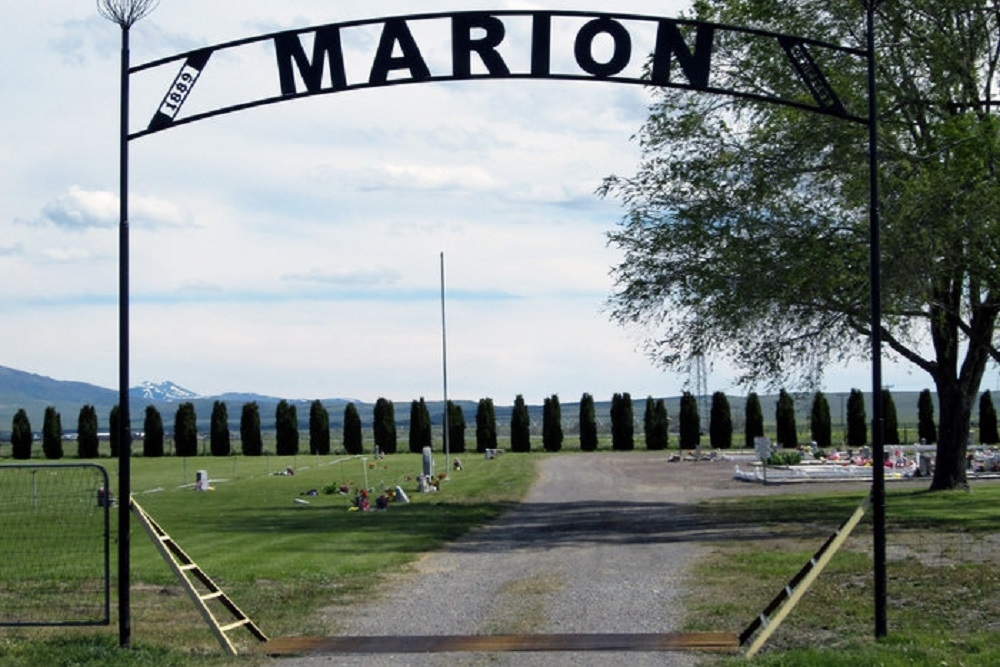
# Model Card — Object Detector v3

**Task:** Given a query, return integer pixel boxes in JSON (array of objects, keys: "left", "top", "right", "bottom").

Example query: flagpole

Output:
[{"left": 440, "top": 252, "right": 450, "bottom": 470}]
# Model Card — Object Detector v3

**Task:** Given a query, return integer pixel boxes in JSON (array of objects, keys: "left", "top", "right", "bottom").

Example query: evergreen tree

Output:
[
  {"left": 610, "top": 393, "right": 622, "bottom": 449},
  {"left": 645, "top": 398, "right": 669, "bottom": 450},
  {"left": 309, "top": 399, "right": 331, "bottom": 455},
  {"left": 610, "top": 392, "right": 635, "bottom": 451},
  {"left": 143, "top": 405, "right": 164, "bottom": 458},
  {"left": 11, "top": 409, "right": 32, "bottom": 460},
  {"left": 408, "top": 400, "right": 421, "bottom": 453},
  {"left": 209, "top": 401, "right": 230, "bottom": 457},
  {"left": 109, "top": 405, "right": 121, "bottom": 458},
  {"left": 475, "top": 398, "right": 498, "bottom": 453},
  {"left": 42, "top": 406, "right": 63, "bottom": 460},
  {"left": 510, "top": 394, "right": 531, "bottom": 452},
  {"left": 882, "top": 389, "right": 900, "bottom": 445},
  {"left": 408, "top": 398, "right": 432, "bottom": 453},
  {"left": 709, "top": 391, "right": 732, "bottom": 449},
  {"left": 644, "top": 396, "right": 655, "bottom": 449},
  {"left": 240, "top": 402, "right": 263, "bottom": 456},
  {"left": 77, "top": 404, "right": 99, "bottom": 459},
  {"left": 173, "top": 402, "right": 198, "bottom": 457},
  {"left": 744, "top": 392, "right": 764, "bottom": 449},
  {"left": 847, "top": 389, "right": 867, "bottom": 447},
  {"left": 343, "top": 403, "right": 363, "bottom": 455},
  {"left": 542, "top": 395, "right": 563, "bottom": 453},
  {"left": 918, "top": 389, "right": 937, "bottom": 445},
  {"left": 678, "top": 391, "right": 700, "bottom": 450},
  {"left": 447, "top": 401, "right": 467, "bottom": 454},
  {"left": 810, "top": 391, "right": 832, "bottom": 449},
  {"left": 579, "top": 393, "right": 597, "bottom": 452},
  {"left": 657, "top": 399, "right": 670, "bottom": 449},
  {"left": 980, "top": 391, "right": 999, "bottom": 445},
  {"left": 372, "top": 398, "right": 397, "bottom": 454},
  {"left": 775, "top": 390, "right": 797, "bottom": 449},
  {"left": 274, "top": 400, "right": 299, "bottom": 456},
  {"left": 418, "top": 397, "right": 432, "bottom": 452}
]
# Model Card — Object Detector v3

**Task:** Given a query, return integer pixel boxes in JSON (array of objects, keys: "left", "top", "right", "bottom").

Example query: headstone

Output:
[
  {"left": 754, "top": 437, "right": 772, "bottom": 462},
  {"left": 422, "top": 447, "right": 434, "bottom": 477},
  {"left": 195, "top": 470, "right": 209, "bottom": 491}
]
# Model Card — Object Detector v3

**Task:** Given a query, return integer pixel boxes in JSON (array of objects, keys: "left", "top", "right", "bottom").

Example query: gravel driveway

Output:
[{"left": 265, "top": 452, "right": 812, "bottom": 667}]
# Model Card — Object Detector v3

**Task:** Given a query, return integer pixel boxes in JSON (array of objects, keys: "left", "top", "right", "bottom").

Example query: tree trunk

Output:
[{"left": 930, "top": 381, "right": 972, "bottom": 491}]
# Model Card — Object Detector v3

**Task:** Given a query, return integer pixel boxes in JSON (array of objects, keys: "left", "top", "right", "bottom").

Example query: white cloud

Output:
[
  {"left": 352, "top": 163, "right": 501, "bottom": 193},
  {"left": 34, "top": 187, "right": 192, "bottom": 231},
  {"left": 37, "top": 247, "right": 96, "bottom": 263},
  {"left": 40, "top": 187, "right": 118, "bottom": 230},
  {"left": 132, "top": 192, "right": 197, "bottom": 230},
  {"left": 284, "top": 267, "right": 403, "bottom": 288},
  {"left": 0, "top": 243, "right": 24, "bottom": 257}
]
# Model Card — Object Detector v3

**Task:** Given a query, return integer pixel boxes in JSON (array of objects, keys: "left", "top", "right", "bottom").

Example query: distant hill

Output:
[{"left": 0, "top": 364, "right": 933, "bottom": 438}]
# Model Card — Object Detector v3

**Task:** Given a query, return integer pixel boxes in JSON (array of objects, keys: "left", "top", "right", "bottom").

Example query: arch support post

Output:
[
  {"left": 116, "top": 22, "right": 133, "bottom": 650},
  {"left": 865, "top": 0, "right": 887, "bottom": 640}
]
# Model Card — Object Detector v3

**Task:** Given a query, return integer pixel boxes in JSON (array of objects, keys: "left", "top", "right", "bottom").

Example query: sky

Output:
[{"left": 1, "top": 1, "right": 985, "bottom": 404}]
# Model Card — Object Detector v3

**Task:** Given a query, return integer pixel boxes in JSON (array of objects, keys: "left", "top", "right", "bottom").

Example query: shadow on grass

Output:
[{"left": 173, "top": 496, "right": 856, "bottom": 555}]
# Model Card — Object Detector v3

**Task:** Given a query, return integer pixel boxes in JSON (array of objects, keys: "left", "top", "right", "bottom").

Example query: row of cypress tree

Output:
[{"left": 8, "top": 389, "right": 1000, "bottom": 460}]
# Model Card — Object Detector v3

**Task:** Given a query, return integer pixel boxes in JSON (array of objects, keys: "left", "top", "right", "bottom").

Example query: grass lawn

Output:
[
  {"left": 0, "top": 451, "right": 538, "bottom": 666},
  {"left": 3, "top": 452, "right": 1000, "bottom": 666},
  {"left": 689, "top": 481, "right": 1000, "bottom": 666}
]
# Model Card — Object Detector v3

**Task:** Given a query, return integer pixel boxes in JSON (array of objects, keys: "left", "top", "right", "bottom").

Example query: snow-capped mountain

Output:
[{"left": 132, "top": 380, "right": 200, "bottom": 402}]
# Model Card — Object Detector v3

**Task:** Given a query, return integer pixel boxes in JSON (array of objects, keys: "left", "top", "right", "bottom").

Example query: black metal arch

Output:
[
  {"left": 129, "top": 10, "right": 869, "bottom": 141},
  {"left": 111, "top": 5, "right": 887, "bottom": 650}
]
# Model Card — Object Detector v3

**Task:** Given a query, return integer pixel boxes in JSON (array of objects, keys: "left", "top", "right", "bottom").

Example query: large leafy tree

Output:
[{"left": 602, "top": 0, "right": 1000, "bottom": 490}]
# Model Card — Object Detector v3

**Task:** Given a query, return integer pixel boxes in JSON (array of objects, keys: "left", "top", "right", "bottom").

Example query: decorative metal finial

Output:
[{"left": 96, "top": 0, "right": 159, "bottom": 28}]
